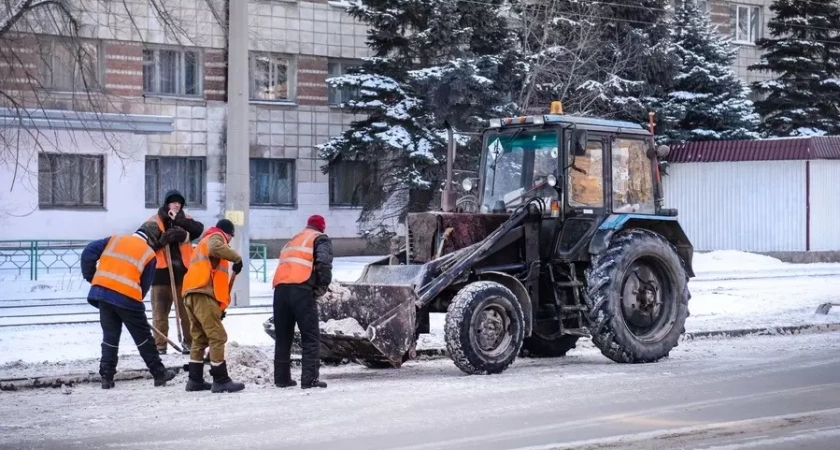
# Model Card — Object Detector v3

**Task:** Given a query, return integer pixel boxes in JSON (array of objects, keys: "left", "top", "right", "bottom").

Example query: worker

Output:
[
  {"left": 81, "top": 221, "right": 177, "bottom": 389},
  {"left": 272, "top": 215, "right": 333, "bottom": 389},
  {"left": 148, "top": 190, "right": 204, "bottom": 355},
  {"left": 181, "top": 219, "right": 245, "bottom": 393}
]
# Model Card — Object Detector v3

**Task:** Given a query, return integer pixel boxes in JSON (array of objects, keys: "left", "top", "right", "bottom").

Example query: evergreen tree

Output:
[
  {"left": 748, "top": 0, "right": 840, "bottom": 137},
  {"left": 316, "top": 0, "right": 524, "bottom": 226},
  {"left": 661, "top": 0, "right": 759, "bottom": 143},
  {"left": 578, "top": 0, "right": 679, "bottom": 125}
]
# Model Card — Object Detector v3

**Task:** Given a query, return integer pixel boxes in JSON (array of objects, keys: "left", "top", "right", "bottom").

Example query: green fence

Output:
[{"left": 0, "top": 240, "right": 268, "bottom": 282}]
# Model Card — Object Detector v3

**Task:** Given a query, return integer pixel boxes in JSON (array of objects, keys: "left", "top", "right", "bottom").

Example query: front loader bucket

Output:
[{"left": 317, "top": 265, "right": 424, "bottom": 367}]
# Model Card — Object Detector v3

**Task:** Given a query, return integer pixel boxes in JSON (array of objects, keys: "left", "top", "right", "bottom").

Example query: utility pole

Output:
[{"left": 225, "top": 0, "right": 250, "bottom": 306}]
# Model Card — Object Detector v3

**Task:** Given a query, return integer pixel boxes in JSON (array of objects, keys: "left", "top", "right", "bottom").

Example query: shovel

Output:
[{"left": 816, "top": 302, "right": 840, "bottom": 315}]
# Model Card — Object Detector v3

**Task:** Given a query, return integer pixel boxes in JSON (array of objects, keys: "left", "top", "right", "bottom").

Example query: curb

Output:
[{"left": 4, "top": 323, "right": 840, "bottom": 391}]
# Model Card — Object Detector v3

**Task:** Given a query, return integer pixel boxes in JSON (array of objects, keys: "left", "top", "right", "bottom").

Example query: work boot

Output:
[
  {"left": 301, "top": 379, "right": 327, "bottom": 389},
  {"left": 101, "top": 375, "right": 115, "bottom": 390},
  {"left": 152, "top": 367, "right": 177, "bottom": 387},
  {"left": 209, "top": 361, "right": 245, "bottom": 393},
  {"left": 274, "top": 362, "right": 296, "bottom": 388},
  {"left": 185, "top": 362, "right": 212, "bottom": 392}
]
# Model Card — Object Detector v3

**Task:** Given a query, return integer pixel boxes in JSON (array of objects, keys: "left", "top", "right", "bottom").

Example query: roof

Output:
[
  {"left": 543, "top": 114, "right": 646, "bottom": 131},
  {"left": 0, "top": 107, "right": 174, "bottom": 135},
  {"left": 665, "top": 136, "right": 840, "bottom": 163}
]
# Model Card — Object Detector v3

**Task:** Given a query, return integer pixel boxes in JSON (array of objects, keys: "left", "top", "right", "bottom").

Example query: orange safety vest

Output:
[
  {"left": 91, "top": 235, "right": 156, "bottom": 302},
  {"left": 273, "top": 228, "right": 323, "bottom": 287},
  {"left": 149, "top": 214, "right": 194, "bottom": 270},
  {"left": 181, "top": 231, "right": 232, "bottom": 310}
]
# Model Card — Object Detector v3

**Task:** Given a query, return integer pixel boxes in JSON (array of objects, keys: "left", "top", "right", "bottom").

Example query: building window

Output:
[
  {"left": 250, "top": 158, "right": 295, "bottom": 206},
  {"left": 730, "top": 4, "right": 761, "bottom": 43},
  {"left": 36, "top": 38, "right": 101, "bottom": 91},
  {"left": 144, "top": 157, "right": 205, "bottom": 208},
  {"left": 328, "top": 59, "right": 361, "bottom": 105},
  {"left": 249, "top": 52, "right": 294, "bottom": 101},
  {"left": 142, "top": 47, "right": 202, "bottom": 96},
  {"left": 329, "top": 160, "right": 371, "bottom": 206},
  {"left": 38, "top": 154, "right": 104, "bottom": 208}
]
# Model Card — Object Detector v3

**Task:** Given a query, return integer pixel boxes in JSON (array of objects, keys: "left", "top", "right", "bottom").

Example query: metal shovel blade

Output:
[
  {"left": 816, "top": 303, "right": 838, "bottom": 315},
  {"left": 317, "top": 283, "right": 418, "bottom": 367}
]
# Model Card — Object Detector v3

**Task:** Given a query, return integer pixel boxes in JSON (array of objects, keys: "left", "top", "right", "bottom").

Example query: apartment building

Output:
[{"left": 0, "top": 0, "right": 387, "bottom": 254}]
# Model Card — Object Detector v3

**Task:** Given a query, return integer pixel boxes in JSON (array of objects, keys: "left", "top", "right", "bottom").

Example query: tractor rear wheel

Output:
[
  {"left": 584, "top": 229, "right": 690, "bottom": 363},
  {"left": 445, "top": 281, "right": 525, "bottom": 374}
]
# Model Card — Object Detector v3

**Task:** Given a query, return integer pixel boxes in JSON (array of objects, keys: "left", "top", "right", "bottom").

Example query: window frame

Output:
[
  {"left": 731, "top": 4, "right": 761, "bottom": 44},
  {"left": 567, "top": 138, "right": 606, "bottom": 210},
  {"left": 144, "top": 156, "right": 206, "bottom": 208},
  {"left": 36, "top": 37, "right": 104, "bottom": 92},
  {"left": 249, "top": 158, "right": 297, "bottom": 208},
  {"left": 327, "top": 59, "right": 362, "bottom": 106},
  {"left": 142, "top": 46, "right": 204, "bottom": 97},
  {"left": 610, "top": 137, "right": 656, "bottom": 215},
  {"left": 248, "top": 52, "right": 296, "bottom": 102},
  {"left": 329, "top": 159, "right": 372, "bottom": 208},
  {"left": 38, "top": 153, "right": 105, "bottom": 209}
]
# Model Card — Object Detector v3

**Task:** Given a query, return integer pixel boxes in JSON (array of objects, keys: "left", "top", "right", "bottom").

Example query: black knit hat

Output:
[
  {"left": 216, "top": 219, "right": 235, "bottom": 237},
  {"left": 163, "top": 190, "right": 186, "bottom": 208}
]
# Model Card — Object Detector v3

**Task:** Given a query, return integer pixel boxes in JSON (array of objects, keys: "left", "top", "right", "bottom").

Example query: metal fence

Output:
[{"left": 0, "top": 240, "right": 268, "bottom": 282}]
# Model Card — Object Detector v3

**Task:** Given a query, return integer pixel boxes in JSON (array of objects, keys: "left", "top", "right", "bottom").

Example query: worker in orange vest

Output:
[
  {"left": 148, "top": 190, "right": 204, "bottom": 355},
  {"left": 272, "top": 215, "right": 333, "bottom": 389},
  {"left": 181, "top": 219, "right": 244, "bottom": 393},
  {"left": 81, "top": 221, "right": 177, "bottom": 389}
]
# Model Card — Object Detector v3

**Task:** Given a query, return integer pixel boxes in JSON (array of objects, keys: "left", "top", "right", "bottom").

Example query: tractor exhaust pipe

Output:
[{"left": 441, "top": 121, "right": 456, "bottom": 212}]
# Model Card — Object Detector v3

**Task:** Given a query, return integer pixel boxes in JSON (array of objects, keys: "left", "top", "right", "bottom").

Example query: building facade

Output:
[{"left": 0, "top": 0, "right": 392, "bottom": 255}]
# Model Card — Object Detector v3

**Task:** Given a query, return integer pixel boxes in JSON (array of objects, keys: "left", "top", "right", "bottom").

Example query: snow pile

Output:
[
  {"left": 693, "top": 250, "right": 784, "bottom": 273},
  {"left": 320, "top": 318, "right": 366, "bottom": 337},
  {"left": 224, "top": 342, "right": 273, "bottom": 386}
]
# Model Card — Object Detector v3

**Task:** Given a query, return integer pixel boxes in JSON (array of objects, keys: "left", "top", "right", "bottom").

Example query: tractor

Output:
[{"left": 265, "top": 103, "right": 694, "bottom": 375}]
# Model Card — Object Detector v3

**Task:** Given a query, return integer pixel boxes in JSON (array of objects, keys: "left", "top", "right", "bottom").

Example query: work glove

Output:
[
  {"left": 314, "top": 285, "right": 328, "bottom": 298},
  {"left": 232, "top": 260, "right": 243, "bottom": 274},
  {"left": 162, "top": 228, "right": 188, "bottom": 245},
  {"left": 172, "top": 209, "right": 188, "bottom": 226}
]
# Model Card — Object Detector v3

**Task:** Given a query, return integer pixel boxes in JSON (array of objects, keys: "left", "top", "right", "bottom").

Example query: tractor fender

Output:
[
  {"left": 476, "top": 271, "right": 533, "bottom": 337},
  {"left": 589, "top": 214, "right": 695, "bottom": 277}
]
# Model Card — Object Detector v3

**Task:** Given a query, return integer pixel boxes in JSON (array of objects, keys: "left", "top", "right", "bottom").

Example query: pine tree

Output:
[
  {"left": 578, "top": 0, "right": 679, "bottom": 124},
  {"left": 316, "top": 0, "right": 524, "bottom": 227},
  {"left": 748, "top": 0, "right": 840, "bottom": 137},
  {"left": 661, "top": 0, "right": 759, "bottom": 143}
]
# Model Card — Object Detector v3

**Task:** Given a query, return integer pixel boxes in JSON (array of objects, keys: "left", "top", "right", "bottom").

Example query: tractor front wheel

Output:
[
  {"left": 584, "top": 229, "right": 690, "bottom": 363},
  {"left": 445, "top": 281, "right": 525, "bottom": 374}
]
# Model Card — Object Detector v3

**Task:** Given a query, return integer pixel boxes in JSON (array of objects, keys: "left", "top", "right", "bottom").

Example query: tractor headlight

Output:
[
  {"left": 656, "top": 145, "right": 671, "bottom": 158},
  {"left": 546, "top": 174, "right": 557, "bottom": 187},
  {"left": 462, "top": 178, "right": 474, "bottom": 192},
  {"left": 488, "top": 119, "right": 502, "bottom": 128}
]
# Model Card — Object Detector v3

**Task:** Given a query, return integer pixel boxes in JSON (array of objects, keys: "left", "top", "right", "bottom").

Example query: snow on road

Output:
[{"left": 1, "top": 251, "right": 840, "bottom": 371}]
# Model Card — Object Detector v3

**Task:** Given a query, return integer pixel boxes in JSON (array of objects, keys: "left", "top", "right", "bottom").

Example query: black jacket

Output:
[
  {"left": 152, "top": 205, "right": 204, "bottom": 286},
  {"left": 308, "top": 229, "right": 333, "bottom": 295}
]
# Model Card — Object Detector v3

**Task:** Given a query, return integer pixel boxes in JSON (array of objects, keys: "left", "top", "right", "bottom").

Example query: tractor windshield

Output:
[{"left": 480, "top": 130, "right": 559, "bottom": 213}]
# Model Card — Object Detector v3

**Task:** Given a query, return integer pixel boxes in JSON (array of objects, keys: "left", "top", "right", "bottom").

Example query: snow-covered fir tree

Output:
[
  {"left": 578, "top": 0, "right": 678, "bottom": 124},
  {"left": 748, "top": 0, "right": 840, "bottom": 137},
  {"left": 660, "top": 0, "right": 759, "bottom": 143},
  {"left": 316, "top": 0, "right": 524, "bottom": 225}
]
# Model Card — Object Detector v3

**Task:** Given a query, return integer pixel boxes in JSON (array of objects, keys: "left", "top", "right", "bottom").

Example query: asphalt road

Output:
[{"left": 2, "top": 331, "right": 840, "bottom": 449}]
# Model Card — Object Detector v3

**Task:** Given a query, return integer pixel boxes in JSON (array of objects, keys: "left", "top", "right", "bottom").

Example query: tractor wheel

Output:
[
  {"left": 444, "top": 281, "right": 525, "bottom": 375},
  {"left": 584, "top": 229, "right": 690, "bottom": 364},
  {"left": 522, "top": 334, "right": 580, "bottom": 358}
]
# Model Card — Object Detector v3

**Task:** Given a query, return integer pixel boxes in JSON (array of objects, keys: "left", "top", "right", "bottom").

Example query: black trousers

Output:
[
  {"left": 99, "top": 302, "right": 164, "bottom": 379},
  {"left": 273, "top": 285, "right": 320, "bottom": 384}
]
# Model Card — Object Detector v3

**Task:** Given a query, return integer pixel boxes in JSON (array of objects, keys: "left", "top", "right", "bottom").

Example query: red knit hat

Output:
[{"left": 307, "top": 214, "right": 326, "bottom": 232}]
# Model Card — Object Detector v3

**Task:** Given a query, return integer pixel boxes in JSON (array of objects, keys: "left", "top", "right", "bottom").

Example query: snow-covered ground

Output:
[{"left": 1, "top": 251, "right": 840, "bottom": 375}]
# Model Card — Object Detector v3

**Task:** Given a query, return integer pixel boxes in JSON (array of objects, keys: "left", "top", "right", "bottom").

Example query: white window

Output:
[
  {"left": 37, "top": 39, "right": 101, "bottom": 91},
  {"left": 38, "top": 154, "right": 104, "bottom": 208},
  {"left": 144, "top": 157, "right": 206, "bottom": 207},
  {"left": 249, "top": 52, "right": 294, "bottom": 101},
  {"left": 142, "top": 47, "right": 203, "bottom": 96},
  {"left": 250, "top": 158, "right": 296, "bottom": 206},
  {"left": 730, "top": 4, "right": 761, "bottom": 43},
  {"left": 327, "top": 59, "right": 361, "bottom": 105}
]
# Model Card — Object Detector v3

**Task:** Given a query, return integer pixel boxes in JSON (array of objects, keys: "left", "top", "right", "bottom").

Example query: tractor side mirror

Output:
[{"left": 572, "top": 129, "right": 588, "bottom": 156}]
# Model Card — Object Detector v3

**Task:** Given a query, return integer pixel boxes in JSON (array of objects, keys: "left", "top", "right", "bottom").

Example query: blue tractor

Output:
[{"left": 266, "top": 104, "right": 694, "bottom": 375}]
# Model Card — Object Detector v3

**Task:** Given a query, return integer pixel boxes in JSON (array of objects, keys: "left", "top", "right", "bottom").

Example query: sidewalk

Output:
[{"left": 2, "top": 251, "right": 840, "bottom": 388}]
